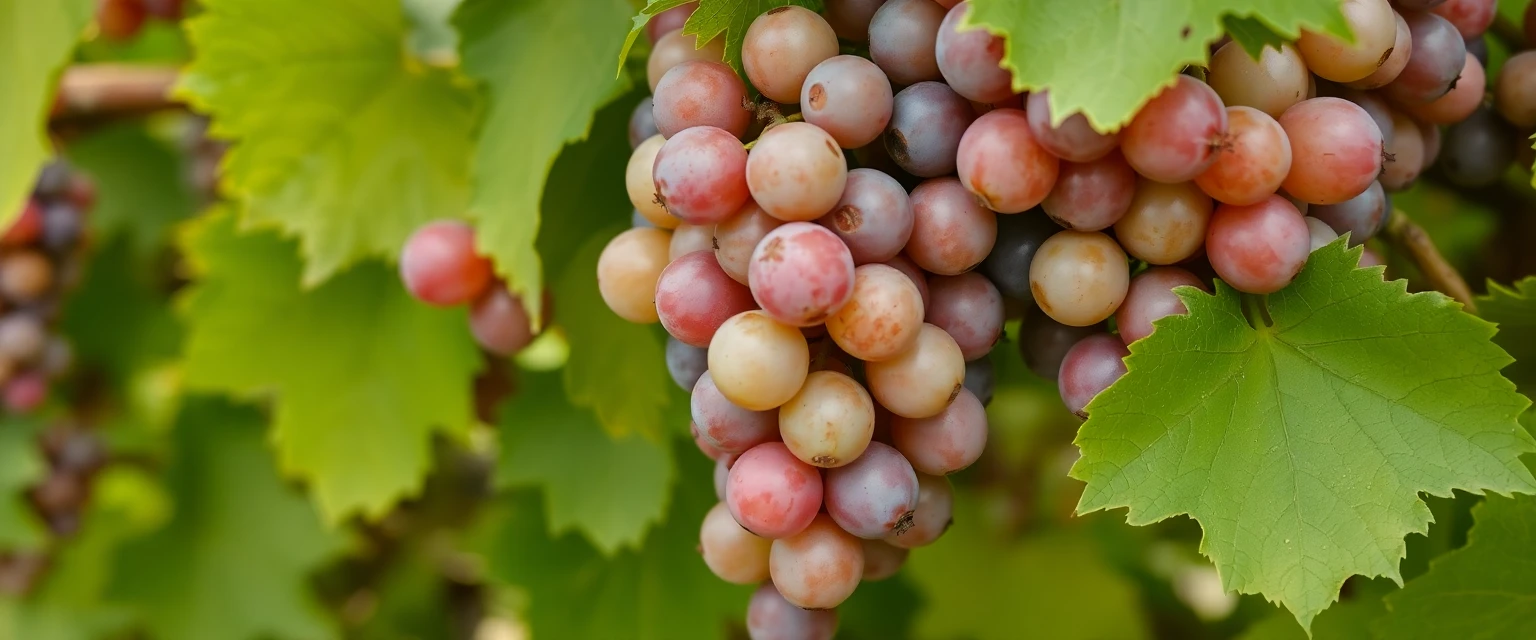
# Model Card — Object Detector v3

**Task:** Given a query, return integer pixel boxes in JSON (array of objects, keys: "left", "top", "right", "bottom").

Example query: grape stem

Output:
[
  {"left": 1381, "top": 209, "right": 1479, "bottom": 315},
  {"left": 50, "top": 64, "right": 182, "bottom": 122}
]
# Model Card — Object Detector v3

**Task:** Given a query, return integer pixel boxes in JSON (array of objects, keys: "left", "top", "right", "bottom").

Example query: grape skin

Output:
[
  {"left": 1403, "top": 53, "right": 1483, "bottom": 125},
  {"left": 653, "top": 60, "right": 752, "bottom": 139},
  {"left": 1430, "top": 0, "right": 1496, "bottom": 39},
  {"left": 747, "top": 122, "right": 849, "bottom": 222},
  {"left": 1025, "top": 91, "right": 1119, "bottom": 162},
  {"left": 727, "top": 442, "right": 824, "bottom": 539},
  {"left": 708, "top": 311, "right": 810, "bottom": 411},
  {"left": 982, "top": 213, "right": 1059, "bottom": 300},
  {"left": 823, "top": 441, "right": 921, "bottom": 539},
  {"left": 1042, "top": 150, "right": 1136, "bottom": 231},
  {"left": 934, "top": 2, "right": 1014, "bottom": 103},
  {"left": 1206, "top": 195, "right": 1312, "bottom": 294},
  {"left": 700, "top": 502, "right": 772, "bottom": 584},
  {"left": 768, "top": 513, "right": 865, "bottom": 609},
  {"left": 749, "top": 223, "right": 856, "bottom": 327},
  {"left": 627, "top": 135, "right": 678, "bottom": 229},
  {"left": 1310, "top": 181, "right": 1387, "bottom": 246},
  {"left": 962, "top": 356, "right": 994, "bottom": 406},
  {"left": 956, "top": 108, "right": 1060, "bottom": 214},
  {"left": 652, "top": 126, "right": 751, "bottom": 225},
  {"left": 865, "top": 323, "right": 966, "bottom": 419},
  {"left": 1028, "top": 230, "right": 1129, "bottom": 327},
  {"left": 801, "top": 55, "right": 895, "bottom": 149},
  {"left": 1121, "top": 76, "right": 1229, "bottom": 184},
  {"left": 824, "top": 0, "right": 885, "bottom": 41},
  {"left": 666, "top": 337, "right": 709, "bottom": 391},
  {"left": 1058, "top": 333, "right": 1129, "bottom": 417},
  {"left": 1347, "top": 11, "right": 1412, "bottom": 90},
  {"left": 669, "top": 223, "right": 715, "bottom": 261},
  {"left": 890, "top": 387, "right": 987, "bottom": 476},
  {"left": 468, "top": 287, "right": 533, "bottom": 356},
  {"left": 1439, "top": 106, "right": 1518, "bottom": 188},
  {"left": 885, "top": 81, "right": 976, "bottom": 178},
  {"left": 1194, "top": 106, "right": 1292, "bottom": 207},
  {"left": 906, "top": 177, "right": 998, "bottom": 275},
  {"left": 1496, "top": 51, "right": 1536, "bottom": 129},
  {"left": 1206, "top": 41, "right": 1311, "bottom": 119},
  {"left": 746, "top": 583, "right": 838, "bottom": 640},
  {"left": 819, "top": 169, "right": 914, "bottom": 265},
  {"left": 657, "top": 250, "right": 757, "bottom": 347},
  {"left": 1306, "top": 217, "right": 1341, "bottom": 251},
  {"left": 1296, "top": 0, "right": 1397, "bottom": 83},
  {"left": 692, "top": 371, "right": 781, "bottom": 454},
  {"left": 646, "top": 2, "right": 696, "bottom": 43},
  {"left": 861, "top": 539, "right": 910, "bottom": 580},
  {"left": 779, "top": 371, "right": 875, "bottom": 468},
  {"left": 742, "top": 6, "right": 841, "bottom": 103},
  {"left": 886, "top": 472, "right": 953, "bottom": 549},
  {"left": 629, "top": 97, "right": 659, "bottom": 148},
  {"left": 868, "top": 0, "right": 948, "bottom": 85},
  {"left": 1380, "top": 109, "right": 1426, "bottom": 191},
  {"left": 826, "top": 264, "right": 926, "bottom": 362},
  {"left": 646, "top": 29, "right": 725, "bottom": 92},
  {"left": 925, "top": 272, "right": 1004, "bottom": 360},
  {"left": 398, "top": 220, "right": 492, "bottom": 307},
  {"left": 1278, "top": 98, "right": 1383, "bottom": 205},
  {"left": 1115, "top": 267, "right": 1204, "bottom": 345},
  {"left": 1114, "top": 179, "right": 1213, "bottom": 265},
  {"left": 596, "top": 227, "right": 671, "bottom": 323},
  {"left": 715, "top": 201, "right": 785, "bottom": 285},
  {"left": 1383, "top": 11, "right": 1466, "bottom": 105}
]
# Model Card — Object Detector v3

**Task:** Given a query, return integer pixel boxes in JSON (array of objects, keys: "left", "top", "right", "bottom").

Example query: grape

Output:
[
  {"left": 1466, "top": 34, "right": 1488, "bottom": 67},
  {"left": 861, "top": 539, "right": 909, "bottom": 580},
  {"left": 714, "top": 454, "right": 734, "bottom": 499},
  {"left": 963, "top": 356, "right": 994, "bottom": 406},
  {"left": 742, "top": 6, "right": 841, "bottom": 103},
  {"left": 1397, "top": 0, "right": 1448, "bottom": 8},
  {"left": 935, "top": 2, "right": 1013, "bottom": 103},
  {"left": 1347, "top": 11, "right": 1412, "bottom": 90},
  {"left": 1496, "top": 51, "right": 1536, "bottom": 129},
  {"left": 1115, "top": 267, "right": 1204, "bottom": 345},
  {"left": 884, "top": 254, "right": 932, "bottom": 314},
  {"left": 1042, "top": 151, "right": 1136, "bottom": 231},
  {"left": 727, "top": 442, "right": 823, "bottom": 538},
  {"left": 669, "top": 223, "right": 715, "bottom": 261},
  {"left": 1194, "top": 106, "right": 1292, "bottom": 206},
  {"left": 0, "top": 314, "right": 46, "bottom": 362},
  {"left": 865, "top": 323, "right": 965, "bottom": 418},
  {"left": 826, "top": 264, "right": 925, "bottom": 361},
  {"left": 97, "top": 0, "right": 147, "bottom": 41},
  {"left": 647, "top": 29, "right": 725, "bottom": 92},
  {"left": 715, "top": 200, "right": 785, "bottom": 284},
  {"left": 653, "top": 61, "right": 753, "bottom": 139},
  {"left": 653, "top": 126, "right": 751, "bottom": 225},
  {"left": 0, "top": 251, "right": 52, "bottom": 304},
  {"left": 1206, "top": 195, "right": 1311, "bottom": 294},
  {"left": 1383, "top": 11, "right": 1466, "bottom": 105},
  {"left": 646, "top": 2, "right": 697, "bottom": 43},
  {"left": 746, "top": 583, "right": 838, "bottom": 640},
  {"left": 768, "top": 513, "right": 864, "bottom": 609},
  {"left": 4, "top": 372, "right": 48, "bottom": 413},
  {"left": 1028, "top": 230, "right": 1129, "bottom": 327},
  {"left": 39, "top": 204, "right": 82, "bottom": 253},
  {"left": 747, "top": 122, "right": 849, "bottom": 222},
  {"left": 956, "top": 109, "right": 1060, "bottom": 213},
  {"left": 926, "top": 272, "right": 1003, "bottom": 360},
  {"left": 398, "top": 220, "right": 492, "bottom": 307},
  {"left": 668, "top": 337, "right": 709, "bottom": 391},
  {"left": 906, "top": 177, "right": 997, "bottom": 275},
  {"left": 1336, "top": 88, "right": 1396, "bottom": 146},
  {"left": 709, "top": 311, "right": 810, "bottom": 410},
  {"left": 1439, "top": 106, "right": 1518, "bottom": 188},
  {"left": 982, "top": 213, "right": 1059, "bottom": 300},
  {"left": 1206, "top": 41, "right": 1311, "bottom": 119},
  {"left": 885, "top": 472, "right": 953, "bottom": 548},
  {"left": 1431, "top": 0, "right": 1495, "bottom": 39},
  {"left": 779, "top": 371, "right": 876, "bottom": 467},
  {"left": 700, "top": 502, "right": 772, "bottom": 584},
  {"left": 1121, "top": 76, "right": 1229, "bottom": 184},
  {"left": 468, "top": 287, "right": 533, "bottom": 356},
  {"left": 658, "top": 251, "right": 757, "bottom": 347},
  {"left": 1295, "top": 0, "right": 1397, "bottom": 83},
  {"left": 1278, "top": 98, "right": 1383, "bottom": 205},
  {"left": 1024, "top": 91, "right": 1119, "bottom": 162},
  {"left": 630, "top": 209, "right": 653, "bottom": 229},
  {"left": 868, "top": 0, "right": 947, "bottom": 85},
  {"left": 819, "top": 169, "right": 913, "bottom": 265},
  {"left": 748, "top": 223, "right": 855, "bottom": 326},
  {"left": 3, "top": 199, "right": 42, "bottom": 246},
  {"left": 1420, "top": 119, "right": 1442, "bottom": 170},
  {"left": 596, "top": 228, "right": 671, "bottom": 323},
  {"left": 627, "top": 135, "right": 678, "bottom": 229},
  {"left": 824, "top": 0, "right": 884, "bottom": 40},
  {"left": 1380, "top": 109, "right": 1426, "bottom": 191},
  {"left": 885, "top": 81, "right": 976, "bottom": 178},
  {"left": 889, "top": 387, "right": 986, "bottom": 476},
  {"left": 1058, "top": 333, "right": 1129, "bottom": 417},
  {"left": 1306, "top": 216, "right": 1341, "bottom": 251},
  {"left": 801, "top": 55, "right": 894, "bottom": 149},
  {"left": 1311, "top": 181, "right": 1387, "bottom": 246},
  {"left": 1404, "top": 53, "right": 1483, "bottom": 125},
  {"left": 824, "top": 441, "right": 920, "bottom": 538}
]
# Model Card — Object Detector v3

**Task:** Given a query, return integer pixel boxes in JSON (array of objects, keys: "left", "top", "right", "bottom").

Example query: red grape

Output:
[
  {"left": 727, "top": 442, "right": 824, "bottom": 539},
  {"left": 1115, "top": 266, "right": 1205, "bottom": 345},
  {"left": 1194, "top": 106, "right": 1292, "bottom": 206},
  {"left": 1278, "top": 98, "right": 1383, "bottom": 205},
  {"left": 906, "top": 177, "right": 997, "bottom": 275},
  {"left": 1042, "top": 150, "right": 1136, "bottom": 231},
  {"left": 653, "top": 126, "right": 751, "bottom": 225},
  {"left": 749, "top": 223, "right": 856, "bottom": 326},
  {"left": 890, "top": 387, "right": 987, "bottom": 475},
  {"left": 657, "top": 251, "right": 757, "bottom": 347},
  {"left": 1122, "top": 76, "right": 1229, "bottom": 184},
  {"left": 399, "top": 220, "right": 492, "bottom": 307},
  {"left": 1206, "top": 195, "right": 1311, "bottom": 294},
  {"left": 1058, "top": 333, "right": 1129, "bottom": 417},
  {"left": 824, "top": 441, "right": 920, "bottom": 539},
  {"left": 956, "top": 108, "right": 1060, "bottom": 213}
]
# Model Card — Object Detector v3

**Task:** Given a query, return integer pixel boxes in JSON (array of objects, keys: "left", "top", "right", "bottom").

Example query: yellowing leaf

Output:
[{"left": 0, "top": 0, "right": 92, "bottom": 229}]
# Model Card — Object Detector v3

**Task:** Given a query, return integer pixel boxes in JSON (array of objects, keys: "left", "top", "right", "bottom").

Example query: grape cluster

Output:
[
  {"left": 95, "top": 0, "right": 184, "bottom": 41},
  {"left": 0, "top": 162, "right": 92, "bottom": 415},
  {"left": 397, "top": 221, "right": 541, "bottom": 357},
  {"left": 0, "top": 422, "right": 107, "bottom": 596}
]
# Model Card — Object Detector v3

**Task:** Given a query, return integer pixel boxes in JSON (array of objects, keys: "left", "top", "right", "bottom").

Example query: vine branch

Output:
[
  {"left": 50, "top": 64, "right": 182, "bottom": 122},
  {"left": 1382, "top": 209, "right": 1479, "bottom": 314}
]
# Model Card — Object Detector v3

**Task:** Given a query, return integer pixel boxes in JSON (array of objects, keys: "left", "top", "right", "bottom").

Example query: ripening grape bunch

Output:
[{"left": 602, "top": 0, "right": 1530, "bottom": 634}]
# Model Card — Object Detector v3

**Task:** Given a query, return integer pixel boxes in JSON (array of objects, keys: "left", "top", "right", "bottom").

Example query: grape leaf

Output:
[
  {"left": 0, "top": 419, "right": 48, "bottom": 552},
  {"left": 1072, "top": 240, "right": 1536, "bottom": 630},
  {"left": 61, "top": 238, "right": 184, "bottom": 395},
  {"left": 65, "top": 124, "right": 196, "bottom": 259},
  {"left": 0, "top": 0, "right": 92, "bottom": 229},
  {"left": 1375, "top": 494, "right": 1536, "bottom": 639},
  {"left": 1221, "top": 16, "right": 1289, "bottom": 59},
  {"left": 178, "top": 208, "right": 481, "bottom": 521},
  {"left": 178, "top": 0, "right": 478, "bottom": 286},
  {"left": 964, "top": 0, "right": 1350, "bottom": 129},
  {"left": 454, "top": 0, "right": 633, "bottom": 324},
  {"left": 619, "top": 0, "right": 824, "bottom": 78},
  {"left": 497, "top": 371, "right": 675, "bottom": 554},
  {"left": 108, "top": 398, "right": 346, "bottom": 640},
  {"left": 1480, "top": 277, "right": 1536, "bottom": 394},
  {"left": 904, "top": 491, "right": 1150, "bottom": 640},
  {"left": 1237, "top": 579, "right": 1393, "bottom": 640},
  {"left": 470, "top": 445, "right": 749, "bottom": 640}
]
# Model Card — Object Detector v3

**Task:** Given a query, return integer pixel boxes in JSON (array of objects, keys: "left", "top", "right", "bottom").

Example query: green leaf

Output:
[
  {"left": 1237, "top": 578, "right": 1392, "bottom": 640},
  {"left": 178, "top": 208, "right": 481, "bottom": 521},
  {"left": 0, "top": 0, "right": 92, "bottom": 228},
  {"left": 179, "top": 0, "right": 478, "bottom": 286},
  {"left": 620, "top": 0, "right": 824, "bottom": 78},
  {"left": 497, "top": 371, "right": 675, "bottom": 554},
  {"left": 0, "top": 419, "right": 48, "bottom": 552},
  {"left": 905, "top": 490, "right": 1151, "bottom": 640},
  {"left": 62, "top": 237, "right": 183, "bottom": 391},
  {"left": 65, "top": 123, "right": 196, "bottom": 259},
  {"left": 1480, "top": 277, "right": 1536, "bottom": 394},
  {"left": 1222, "top": 15, "right": 1289, "bottom": 59},
  {"left": 472, "top": 444, "right": 748, "bottom": 640},
  {"left": 965, "top": 0, "right": 1350, "bottom": 129},
  {"left": 454, "top": 0, "right": 633, "bottom": 323},
  {"left": 1375, "top": 494, "right": 1536, "bottom": 639},
  {"left": 1072, "top": 240, "right": 1536, "bottom": 629}
]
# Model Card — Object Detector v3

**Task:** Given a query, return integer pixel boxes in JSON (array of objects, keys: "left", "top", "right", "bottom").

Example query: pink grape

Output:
[
  {"left": 742, "top": 6, "right": 841, "bottom": 103},
  {"left": 1295, "top": 0, "right": 1397, "bottom": 83},
  {"left": 657, "top": 251, "right": 757, "bottom": 347},
  {"left": 746, "top": 583, "right": 838, "bottom": 640},
  {"left": 884, "top": 254, "right": 932, "bottom": 314},
  {"left": 1402, "top": 53, "right": 1483, "bottom": 125},
  {"left": 646, "top": 29, "right": 725, "bottom": 92},
  {"left": 824, "top": 0, "right": 885, "bottom": 41},
  {"left": 691, "top": 422, "right": 725, "bottom": 460},
  {"left": 801, "top": 55, "right": 894, "bottom": 149},
  {"left": 669, "top": 223, "right": 715, "bottom": 261},
  {"left": 935, "top": 2, "right": 1013, "bottom": 103},
  {"left": 597, "top": 227, "right": 672, "bottom": 323},
  {"left": 692, "top": 371, "right": 780, "bottom": 454},
  {"left": 708, "top": 311, "right": 810, "bottom": 410},
  {"left": 956, "top": 108, "right": 1060, "bottom": 213},
  {"left": 1041, "top": 150, "right": 1136, "bottom": 231},
  {"left": 906, "top": 177, "right": 998, "bottom": 275},
  {"left": 1310, "top": 181, "right": 1387, "bottom": 246},
  {"left": 1306, "top": 217, "right": 1341, "bottom": 251},
  {"left": 826, "top": 264, "right": 925, "bottom": 362},
  {"left": 747, "top": 122, "right": 849, "bottom": 222},
  {"left": 1206, "top": 41, "right": 1311, "bottom": 119},
  {"left": 885, "top": 472, "right": 953, "bottom": 548},
  {"left": 779, "top": 370, "right": 875, "bottom": 467},
  {"left": 399, "top": 220, "right": 492, "bottom": 307},
  {"left": 1206, "top": 195, "right": 1312, "bottom": 294},
  {"left": 1431, "top": 0, "right": 1495, "bottom": 39},
  {"left": 1115, "top": 266, "right": 1205, "bottom": 345},
  {"left": 700, "top": 501, "right": 772, "bottom": 584},
  {"left": 748, "top": 222, "right": 856, "bottom": 326},
  {"left": 1194, "top": 106, "right": 1292, "bottom": 206},
  {"left": 868, "top": 0, "right": 946, "bottom": 85},
  {"left": 865, "top": 323, "right": 966, "bottom": 418},
  {"left": 818, "top": 168, "right": 914, "bottom": 265},
  {"left": 885, "top": 81, "right": 976, "bottom": 178},
  {"left": 862, "top": 539, "right": 909, "bottom": 580},
  {"left": 653, "top": 126, "right": 751, "bottom": 225},
  {"left": 727, "top": 442, "right": 824, "bottom": 539},
  {"left": 1025, "top": 91, "right": 1119, "bottom": 162},
  {"left": 1028, "top": 230, "right": 1129, "bottom": 327},
  {"left": 646, "top": 2, "right": 696, "bottom": 43},
  {"left": 1114, "top": 179, "right": 1213, "bottom": 265},
  {"left": 1058, "top": 333, "right": 1129, "bottom": 417},
  {"left": 1278, "top": 98, "right": 1383, "bottom": 205},
  {"left": 824, "top": 441, "right": 921, "bottom": 539},
  {"left": 889, "top": 387, "right": 987, "bottom": 475},
  {"left": 714, "top": 201, "right": 785, "bottom": 284},
  {"left": 1383, "top": 11, "right": 1466, "bottom": 105},
  {"left": 653, "top": 60, "right": 752, "bottom": 139},
  {"left": 769, "top": 513, "right": 864, "bottom": 609},
  {"left": 1347, "top": 11, "right": 1413, "bottom": 90},
  {"left": 925, "top": 272, "right": 1004, "bottom": 360},
  {"left": 468, "top": 287, "right": 533, "bottom": 356},
  {"left": 1122, "top": 76, "right": 1229, "bottom": 184}
]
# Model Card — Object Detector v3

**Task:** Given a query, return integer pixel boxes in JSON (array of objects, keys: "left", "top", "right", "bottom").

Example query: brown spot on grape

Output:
[
  {"left": 808, "top": 84, "right": 827, "bottom": 110},
  {"left": 1376, "top": 47, "right": 1394, "bottom": 69},
  {"left": 887, "top": 130, "right": 911, "bottom": 165},
  {"left": 892, "top": 509, "right": 915, "bottom": 534},
  {"left": 947, "top": 382, "right": 962, "bottom": 403},
  {"left": 812, "top": 454, "right": 836, "bottom": 466},
  {"left": 1031, "top": 282, "right": 1050, "bottom": 313},
  {"left": 759, "top": 237, "right": 785, "bottom": 262},
  {"left": 654, "top": 191, "right": 669, "bottom": 212},
  {"left": 832, "top": 205, "right": 862, "bottom": 232},
  {"left": 824, "top": 138, "right": 839, "bottom": 156},
  {"left": 767, "top": 5, "right": 790, "bottom": 15},
  {"left": 711, "top": 236, "right": 720, "bottom": 251}
]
